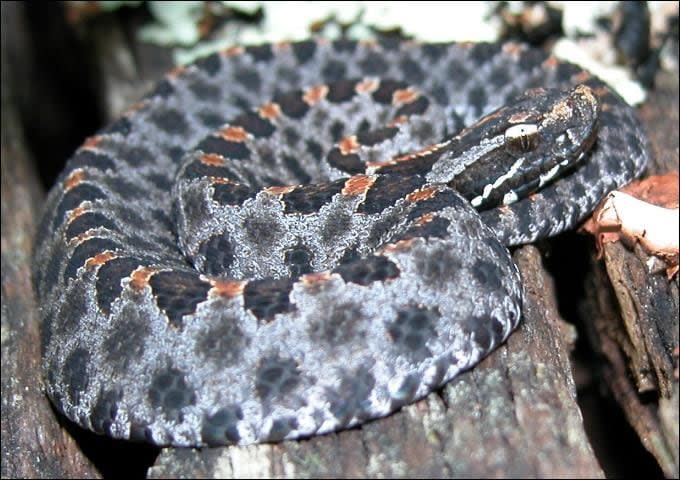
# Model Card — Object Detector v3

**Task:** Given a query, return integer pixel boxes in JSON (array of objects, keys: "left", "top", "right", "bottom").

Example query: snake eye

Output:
[{"left": 504, "top": 123, "right": 538, "bottom": 155}]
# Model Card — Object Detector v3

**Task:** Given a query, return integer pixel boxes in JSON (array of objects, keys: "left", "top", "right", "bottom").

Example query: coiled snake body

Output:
[{"left": 33, "top": 39, "right": 648, "bottom": 446}]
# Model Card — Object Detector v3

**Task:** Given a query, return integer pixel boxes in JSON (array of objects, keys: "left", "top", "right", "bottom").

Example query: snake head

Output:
[{"left": 430, "top": 84, "right": 600, "bottom": 210}]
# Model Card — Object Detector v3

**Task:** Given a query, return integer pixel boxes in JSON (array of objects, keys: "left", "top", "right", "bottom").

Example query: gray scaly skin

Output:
[{"left": 33, "top": 39, "right": 648, "bottom": 446}]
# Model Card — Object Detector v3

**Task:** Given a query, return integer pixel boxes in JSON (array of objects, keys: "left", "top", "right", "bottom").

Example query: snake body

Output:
[{"left": 33, "top": 39, "right": 648, "bottom": 446}]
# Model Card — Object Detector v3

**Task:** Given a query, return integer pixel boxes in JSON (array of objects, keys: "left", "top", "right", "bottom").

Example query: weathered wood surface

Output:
[
  {"left": 1, "top": 3, "right": 677, "bottom": 478},
  {"left": 578, "top": 69, "right": 679, "bottom": 478},
  {"left": 1, "top": 3, "right": 100, "bottom": 478}
]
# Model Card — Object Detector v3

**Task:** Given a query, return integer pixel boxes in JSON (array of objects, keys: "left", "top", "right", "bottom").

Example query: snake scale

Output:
[{"left": 33, "top": 39, "right": 648, "bottom": 447}]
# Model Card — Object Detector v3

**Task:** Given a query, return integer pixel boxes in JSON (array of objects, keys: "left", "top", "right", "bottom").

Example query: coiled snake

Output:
[{"left": 33, "top": 39, "right": 648, "bottom": 446}]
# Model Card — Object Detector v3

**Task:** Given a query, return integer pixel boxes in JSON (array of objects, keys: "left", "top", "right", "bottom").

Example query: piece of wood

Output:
[
  {"left": 578, "top": 68, "right": 679, "bottom": 478},
  {"left": 0, "top": 3, "right": 100, "bottom": 478}
]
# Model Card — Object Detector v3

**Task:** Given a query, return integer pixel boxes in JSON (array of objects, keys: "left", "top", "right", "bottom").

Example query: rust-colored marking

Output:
[
  {"left": 357, "top": 39, "right": 379, "bottom": 50},
  {"left": 259, "top": 102, "right": 282, "bottom": 121},
  {"left": 85, "top": 251, "right": 116, "bottom": 269},
  {"left": 82, "top": 135, "right": 104, "bottom": 149},
  {"left": 222, "top": 45, "right": 244, "bottom": 57},
  {"left": 415, "top": 212, "right": 435, "bottom": 225},
  {"left": 542, "top": 56, "right": 560, "bottom": 69},
  {"left": 356, "top": 78, "right": 380, "bottom": 94},
  {"left": 393, "top": 88, "right": 419, "bottom": 106},
  {"left": 64, "top": 170, "right": 85, "bottom": 191},
  {"left": 210, "top": 177, "right": 231, "bottom": 185},
  {"left": 265, "top": 185, "right": 296, "bottom": 195},
  {"left": 68, "top": 231, "right": 95, "bottom": 247},
  {"left": 342, "top": 175, "right": 376, "bottom": 196},
  {"left": 300, "top": 271, "right": 332, "bottom": 287},
  {"left": 303, "top": 84, "right": 329, "bottom": 105},
  {"left": 498, "top": 205, "right": 512, "bottom": 215},
  {"left": 219, "top": 125, "right": 248, "bottom": 142},
  {"left": 388, "top": 115, "right": 408, "bottom": 127},
  {"left": 406, "top": 187, "right": 439, "bottom": 203},
  {"left": 209, "top": 279, "right": 245, "bottom": 298},
  {"left": 380, "top": 239, "right": 416, "bottom": 254},
  {"left": 130, "top": 267, "right": 156, "bottom": 290},
  {"left": 67, "top": 206, "right": 88, "bottom": 223},
  {"left": 123, "top": 100, "right": 148, "bottom": 116},
  {"left": 167, "top": 65, "right": 186, "bottom": 79},
  {"left": 371, "top": 141, "right": 448, "bottom": 169},
  {"left": 200, "top": 152, "right": 226, "bottom": 166},
  {"left": 338, "top": 135, "right": 360, "bottom": 155},
  {"left": 502, "top": 42, "right": 524, "bottom": 57}
]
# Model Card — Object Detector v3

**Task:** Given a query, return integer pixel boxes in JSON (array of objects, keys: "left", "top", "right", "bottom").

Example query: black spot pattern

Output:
[
  {"left": 396, "top": 96, "right": 430, "bottom": 117},
  {"left": 198, "top": 233, "right": 234, "bottom": 276},
  {"left": 197, "top": 136, "right": 250, "bottom": 160},
  {"left": 148, "top": 368, "right": 196, "bottom": 420},
  {"left": 322, "top": 60, "right": 348, "bottom": 83},
  {"left": 274, "top": 90, "right": 309, "bottom": 118},
  {"left": 284, "top": 243, "right": 313, "bottom": 277},
  {"left": 457, "top": 314, "right": 505, "bottom": 352},
  {"left": 95, "top": 257, "right": 143, "bottom": 314},
  {"left": 53, "top": 184, "right": 107, "bottom": 231},
  {"left": 150, "top": 109, "right": 188, "bottom": 135},
  {"left": 195, "top": 311, "right": 249, "bottom": 366},
  {"left": 90, "top": 389, "right": 122, "bottom": 435},
  {"left": 149, "top": 271, "right": 211, "bottom": 327},
  {"left": 359, "top": 52, "right": 388, "bottom": 75},
  {"left": 234, "top": 68, "right": 260, "bottom": 90},
  {"left": 387, "top": 306, "right": 440, "bottom": 352},
  {"left": 66, "top": 212, "right": 117, "bottom": 240},
  {"left": 308, "top": 302, "right": 364, "bottom": 346},
  {"left": 202, "top": 406, "right": 244, "bottom": 445},
  {"left": 147, "top": 79, "right": 175, "bottom": 99},
  {"left": 233, "top": 111, "right": 276, "bottom": 138},
  {"left": 243, "top": 213, "right": 281, "bottom": 247},
  {"left": 103, "top": 304, "right": 150, "bottom": 370},
  {"left": 243, "top": 278, "right": 296, "bottom": 321},
  {"left": 358, "top": 174, "right": 425, "bottom": 214},
  {"left": 255, "top": 355, "right": 301, "bottom": 401},
  {"left": 245, "top": 44, "right": 274, "bottom": 62},
  {"left": 398, "top": 216, "right": 451, "bottom": 241},
  {"left": 356, "top": 126, "right": 399, "bottom": 146},
  {"left": 212, "top": 182, "right": 256, "bottom": 205},
  {"left": 281, "top": 180, "right": 345, "bottom": 214},
  {"left": 292, "top": 40, "right": 316, "bottom": 63},
  {"left": 63, "top": 348, "right": 90, "bottom": 405},
  {"left": 65, "top": 150, "right": 116, "bottom": 174},
  {"left": 195, "top": 53, "right": 221, "bottom": 75},
  {"left": 182, "top": 159, "right": 235, "bottom": 181},
  {"left": 65, "top": 238, "right": 121, "bottom": 282},
  {"left": 328, "top": 366, "right": 375, "bottom": 425},
  {"left": 372, "top": 79, "right": 408, "bottom": 104},
  {"left": 327, "top": 148, "right": 364, "bottom": 174},
  {"left": 471, "top": 259, "right": 503, "bottom": 290},
  {"left": 188, "top": 79, "right": 221, "bottom": 101},
  {"left": 415, "top": 245, "right": 462, "bottom": 286},
  {"left": 333, "top": 255, "right": 399, "bottom": 285},
  {"left": 389, "top": 373, "right": 421, "bottom": 409},
  {"left": 266, "top": 417, "right": 299, "bottom": 442}
]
